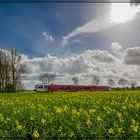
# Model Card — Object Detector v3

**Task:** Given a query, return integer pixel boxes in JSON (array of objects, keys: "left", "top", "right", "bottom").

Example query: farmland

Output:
[{"left": 0, "top": 91, "right": 140, "bottom": 138}]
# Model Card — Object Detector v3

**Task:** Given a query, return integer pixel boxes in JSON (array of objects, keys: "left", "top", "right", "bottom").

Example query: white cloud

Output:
[
  {"left": 22, "top": 47, "right": 140, "bottom": 90},
  {"left": 42, "top": 32, "right": 54, "bottom": 42},
  {"left": 60, "top": 14, "right": 115, "bottom": 46},
  {"left": 124, "top": 47, "right": 140, "bottom": 65},
  {"left": 110, "top": 42, "right": 122, "bottom": 51},
  {"left": 60, "top": 3, "right": 140, "bottom": 47},
  {"left": 84, "top": 49, "right": 116, "bottom": 63},
  {"left": 110, "top": 42, "right": 124, "bottom": 58}
]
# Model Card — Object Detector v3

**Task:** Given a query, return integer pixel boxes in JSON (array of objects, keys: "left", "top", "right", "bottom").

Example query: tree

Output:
[
  {"left": 108, "top": 79, "right": 115, "bottom": 89},
  {"left": 72, "top": 76, "right": 79, "bottom": 85},
  {"left": 0, "top": 49, "right": 11, "bottom": 92},
  {"left": 129, "top": 80, "right": 137, "bottom": 90},
  {"left": 0, "top": 48, "right": 26, "bottom": 92},
  {"left": 92, "top": 75, "right": 100, "bottom": 85},
  {"left": 118, "top": 79, "right": 128, "bottom": 90},
  {"left": 10, "top": 48, "right": 26, "bottom": 92},
  {"left": 39, "top": 73, "right": 55, "bottom": 84}
]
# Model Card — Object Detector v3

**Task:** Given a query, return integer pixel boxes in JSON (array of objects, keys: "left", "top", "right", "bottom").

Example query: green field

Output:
[{"left": 0, "top": 91, "right": 140, "bottom": 138}]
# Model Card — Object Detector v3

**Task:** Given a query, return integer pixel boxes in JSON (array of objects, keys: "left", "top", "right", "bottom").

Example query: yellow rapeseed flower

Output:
[
  {"left": 5, "top": 117, "right": 11, "bottom": 124},
  {"left": 86, "top": 119, "right": 92, "bottom": 126},
  {"left": 30, "top": 117, "right": 34, "bottom": 121},
  {"left": 131, "top": 119, "right": 136, "bottom": 124},
  {"left": 32, "top": 130, "right": 39, "bottom": 138},
  {"left": 96, "top": 116, "right": 101, "bottom": 121},
  {"left": 117, "top": 127, "right": 123, "bottom": 133},
  {"left": 131, "top": 125, "right": 138, "bottom": 132},
  {"left": 15, "top": 120, "right": 19, "bottom": 125},
  {"left": 63, "top": 105, "right": 68, "bottom": 111},
  {"left": 69, "top": 131, "right": 75, "bottom": 137},
  {"left": 72, "top": 109, "right": 77, "bottom": 115},
  {"left": 41, "top": 118, "right": 46, "bottom": 124},
  {"left": 79, "top": 108, "right": 83, "bottom": 112},
  {"left": 117, "top": 112, "right": 122, "bottom": 118},
  {"left": 89, "top": 109, "right": 96, "bottom": 114},
  {"left": 16, "top": 124, "right": 23, "bottom": 130},
  {"left": 6, "top": 117, "right": 11, "bottom": 122},
  {"left": 107, "top": 110, "right": 110, "bottom": 114},
  {"left": 55, "top": 107, "right": 62, "bottom": 114},
  {"left": 122, "top": 106, "right": 126, "bottom": 110},
  {"left": 108, "top": 128, "right": 113, "bottom": 134},
  {"left": 76, "top": 123, "right": 80, "bottom": 129}
]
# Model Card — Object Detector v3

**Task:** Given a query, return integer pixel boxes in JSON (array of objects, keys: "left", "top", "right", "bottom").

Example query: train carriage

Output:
[{"left": 34, "top": 84, "right": 110, "bottom": 92}]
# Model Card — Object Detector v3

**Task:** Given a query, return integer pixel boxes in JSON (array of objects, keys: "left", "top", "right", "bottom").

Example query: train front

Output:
[{"left": 34, "top": 84, "right": 49, "bottom": 92}]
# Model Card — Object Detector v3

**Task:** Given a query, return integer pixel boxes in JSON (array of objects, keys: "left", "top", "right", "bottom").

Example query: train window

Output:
[
  {"left": 38, "top": 85, "right": 43, "bottom": 89},
  {"left": 35, "top": 84, "right": 39, "bottom": 88},
  {"left": 44, "top": 85, "right": 48, "bottom": 89}
]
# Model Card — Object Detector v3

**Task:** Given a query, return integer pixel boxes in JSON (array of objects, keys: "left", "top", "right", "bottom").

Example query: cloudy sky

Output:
[{"left": 1, "top": 3, "right": 140, "bottom": 89}]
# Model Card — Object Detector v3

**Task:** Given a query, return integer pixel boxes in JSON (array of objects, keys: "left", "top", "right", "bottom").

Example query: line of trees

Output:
[
  {"left": 71, "top": 76, "right": 138, "bottom": 90},
  {"left": 38, "top": 73, "right": 138, "bottom": 90},
  {"left": 0, "top": 48, "right": 26, "bottom": 92}
]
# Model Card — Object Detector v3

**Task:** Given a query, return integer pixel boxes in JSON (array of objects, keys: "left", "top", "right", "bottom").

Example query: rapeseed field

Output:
[{"left": 0, "top": 91, "right": 140, "bottom": 138}]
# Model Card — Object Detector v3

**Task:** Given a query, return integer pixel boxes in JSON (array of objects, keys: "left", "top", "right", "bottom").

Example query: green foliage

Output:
[{"left": 0, "top": 91, "right": 140, "bottom": 138}]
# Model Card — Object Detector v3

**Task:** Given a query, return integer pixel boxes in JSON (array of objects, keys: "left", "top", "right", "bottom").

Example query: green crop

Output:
[{"left": 0, "top": 90, "right": 140, "bottom": 139}]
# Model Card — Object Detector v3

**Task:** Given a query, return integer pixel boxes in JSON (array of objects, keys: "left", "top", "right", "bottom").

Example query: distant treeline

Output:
[
  {"left": 111, "top": 86, "right": 140, "bottom": 91},
  {"left": 0, "top": 48, "right": 26, "bottom": 92}
]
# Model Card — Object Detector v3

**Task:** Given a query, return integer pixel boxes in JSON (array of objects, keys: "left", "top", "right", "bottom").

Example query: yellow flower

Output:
[
  {"left": 122, "top": 106, "right": 126, "bottom": 110},
  {"left": 63, "top": 105, "right": 68, "bottom": 111},
  {"left": 89, "top": 109, "right": 96, "bottom": 114},
  {"left": 16, "top": 124, "right": 23, "bottom": 130},
  {"left": 79, "top": 108, "right": 83, "bottom": 112},
  {"left": 113, "top": 122, "right": 118, "bottom": 127},
  {"left": 69, "top": 131, "right": 75, "bottom": 137},
  {"left": 86, "top": 119, "right": 92, "bottom": 126},
  {"left": 131, "top": 119, "right": 136, "bottom": 124},
  {"left": 55, "top": 107, "right": 62, "bottom": 114},
  {"left": 107, "top": 110, "right": 110, "bottom": 114},
  {"left": 72, "top": 109, "right": 77, "bottom": 115},
  {"left": 32, "top": 130, "right": 39, "bottom": 138},
  {"left": 76, "top": 123, "right": 80, "bottom": 129},
  {"left": 96, "top": 116, "right": 101, "bottom": 121},
  {"left": 5, "top": 117, "right": 11, "bottom": 123},
  {"left": 30, "top": 117, "right": 34, "bottom": 121},
  {"left": 118, "top": 127, "right": 123, "bottom": 133},
  {"left": 108, "top": 128, "right": 113, "bottom": 134},
  {"left": 15, "top": 120, "right": 19, "bottom": 125},
  {"left": 41, "top": 118, "right": 46, "bottom": 124},
  {"left": 131, "top": 125, "right": 138, "bottom": 132},
  {"left": 117, "top": 112, "right": 122, "bottom": 118},
  {"left": 31, "top": 105, "right": 35, "bottom": 109}
]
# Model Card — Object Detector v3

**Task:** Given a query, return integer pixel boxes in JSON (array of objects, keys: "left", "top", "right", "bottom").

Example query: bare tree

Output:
[
  {"left": 0, "top": 49, "right": 11, "bottom": 92},
  {"left": 3, "top": 52, "right": 11, "bottom": 92},
  {"left": 118, "top": 79, "right": 128, "bottom": 90},
  {"left": 72, "top": 76, "right": 79, "bottom": 85},
  {"left": 108, "top": 79, "right": 115, "bottom": 89},
  {"left": 39, "top": 73, "right": 55, "bottom": 84},
  {"left": 10, "top": 48, "right": 26, "bottom": 92},
  {"left": 0, "top": 49, "right": 5, "bottom": 91},
  {"left": 0, "top": 48, "right": 26, "bottom": 92},
  {"left": 92, "top": 75, "right": 100, "bottom": 85},
  {"left": 129, "top": 80, "right": 137, "bottom": 90}
]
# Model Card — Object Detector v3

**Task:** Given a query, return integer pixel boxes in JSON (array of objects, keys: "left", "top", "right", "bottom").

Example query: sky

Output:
[{"left": 0, "top": 3, "right": 140, "bottom": 89}]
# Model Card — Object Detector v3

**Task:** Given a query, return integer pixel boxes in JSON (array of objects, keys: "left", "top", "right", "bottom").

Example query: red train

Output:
[{"left": 34, "top": 84, "right": 110, "bottom": 92}]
